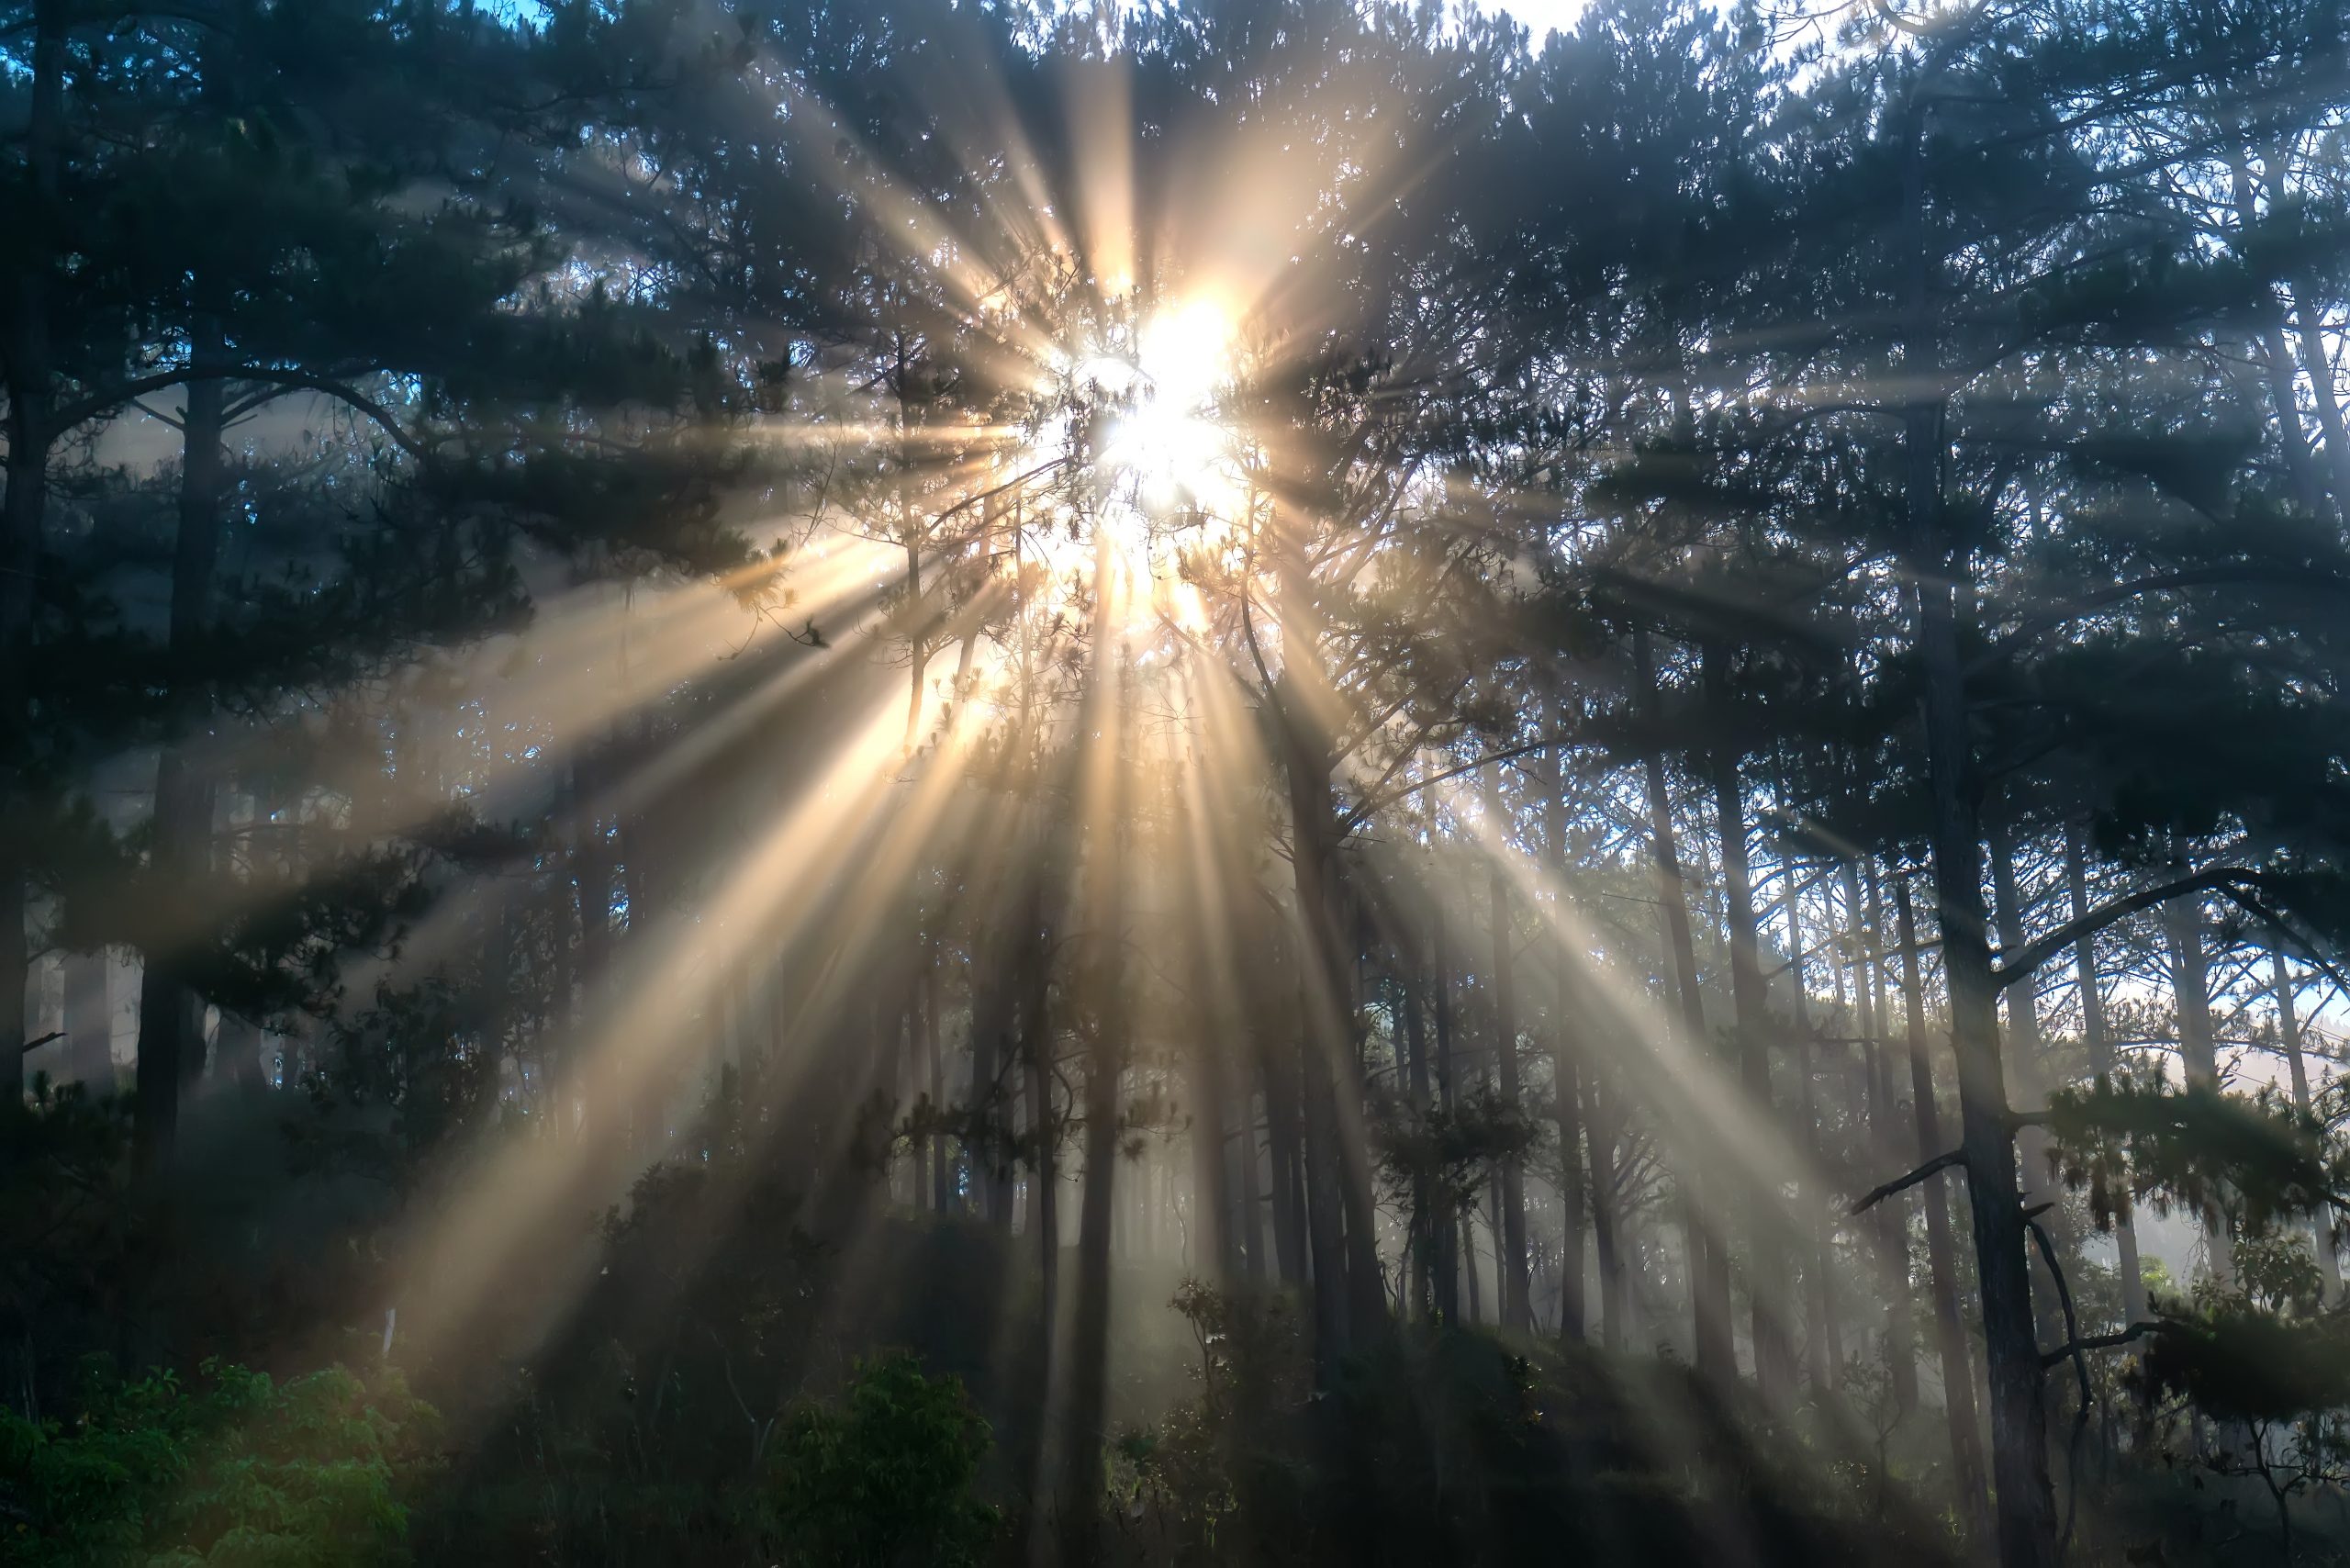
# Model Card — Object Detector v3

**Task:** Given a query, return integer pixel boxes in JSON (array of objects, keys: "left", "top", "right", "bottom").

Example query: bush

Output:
[
  {"left": 767, "top": 1350, "right": 999, "bottom": 1568},
  {"left": 0, "top": 1360, "right": 438, "bottom": 1568}
]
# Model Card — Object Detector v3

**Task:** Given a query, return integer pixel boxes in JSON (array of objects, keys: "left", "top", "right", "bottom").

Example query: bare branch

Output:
[
  {"left": 1849, "top": 1148, "right": 1964, "bottom": 1215},
  {"left": 2042, "top": 1321, "right": 2162, "bottom": 1368},
  {"left": 1992, "top": 867, "right": 2270, "bottom": 991}
]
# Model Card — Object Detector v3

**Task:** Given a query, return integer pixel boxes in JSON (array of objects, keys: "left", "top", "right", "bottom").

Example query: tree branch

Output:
[
  {"left": 1849, "top": 1148, "right": 1964, "bottom": 1215},
  {"left": 1338, "top": 739, "right": 1552, "bottom": 836},
  {"left": 2029, "top": 1215, "right": 2090, "bottom": 1563},
  {"left": 1991, "top": 867, "right": 2269, "bottom": 991},
  {"left": 2041, "top": 1320, "right": 2162, "bottom": 1368},
  {"left": 56, "top": 365, "right": 433, "bottom": 461}
]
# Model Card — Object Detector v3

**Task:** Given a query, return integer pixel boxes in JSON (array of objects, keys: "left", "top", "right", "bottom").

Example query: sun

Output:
[
  {"left": 1014, "top": 293, "right": 1248, "bottom": 639},
  {"left": 1071, "top": 297, "right": 1241, "bottom": 517}
]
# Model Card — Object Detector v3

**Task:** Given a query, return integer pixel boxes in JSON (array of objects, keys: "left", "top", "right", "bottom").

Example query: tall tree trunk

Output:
[
  {"left": 1191, "top": 1000, "right": 1235, "bottom": 1284},
  {"left": 1897, "top": 879, "right": 1992, "bottom": 1538},
  {"left": 2288, "top": 274, "right": 2350, "bottom": 511},
  {"left": 1989, "top": 820, "right": 2065, "bottom": 1343},
  {"left": 1062, "top": 991, "right": 1113, "bottom": 1568},
  {"left": 1907, "top": 99, "right": 2054, "bottom": 1568},
  {"left": 1401, "top": 961, "right": 1432, "bottom": 1318},
  {"left": 1023, "top": 1001, "right": 1059, "bottom": 1547},
  {"left": 1061, "top": 567, "right": 1127, "bottom": 1567},
  {"left": 1283, "top": 752, "right": 1351, "bottom": 1370},
  {"left": 1432, "top": 907, "right": 1461, "bottom": 1325},
  {"left": 1853, "top": 860, "right": 1917, "bottom": 1411},
  {"left": 2270, "top": 937, "right": 2340, "bottom": 1300},
  {"left": 1585, "top": 1071, "right": 1624, "bottom": 1350},
  {"left": 925, "top": 947, "right": 951, "bottom": 1212},
  {"left": 1636, "top": 630, "right": 1733, "bottom": 1381},
  {"left": 1271, "top": 502, "right": 1388, "bottom": 1358},
  {"left": 0, "top": 0, "right": 66, "bottom": 1103},
  {"left": 1704, "top": 644, "right": 1794, "bottom": 1404},
  {"left": 2065, "top": 823, "right": 2146, "bottom": 1326},
  {"left": 1237, "top": 1082, "right": 1266, "bottom": 1286},
  {"left": 136, "top": 326, "right": 229, "bottom": 1167},
  {"left": 1461, "top": 1208, "right": 1483, "bottom": 1326},
  {"left": 2226, "top": 156, "right": 2334, "bottom": 521},
  {"left": 1543, "top": 685, "right": 1588, "bottom": 1344},
  {"left": 570, "top": 753, "right": 618, "bottom": 1153},
  {"left": 1260, "top": 1037, "right": 1306, "bottom": 1290},
  {"left": 1483, "top": 765, "right": 1531, "bottom": 1334},
  {"left": 2163, "top": 887, "right": 2233, "bottom": 1285},
  {"left": 1781, "top": 850, "right": 1840, "bottom": 1393}
]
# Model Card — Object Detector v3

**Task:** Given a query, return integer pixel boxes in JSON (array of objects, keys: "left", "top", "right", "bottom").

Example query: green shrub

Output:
[
  {"left": 0, "top": 1360, "right": 437, "bottom": 1568},
  {"left": 767, "top": 1350, "right": 998, "bottom": 1568}
]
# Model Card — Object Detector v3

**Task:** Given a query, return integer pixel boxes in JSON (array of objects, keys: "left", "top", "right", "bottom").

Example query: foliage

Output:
[
  {"left": 0, "top": 1360, "right": 439, "bottom": 1568},
  {"left": 765, "top": 1350, "right": 999, "bottom": 1568},
  {"left": 2043, "top": 1070, "right": 2350, "bottom": 1240}
]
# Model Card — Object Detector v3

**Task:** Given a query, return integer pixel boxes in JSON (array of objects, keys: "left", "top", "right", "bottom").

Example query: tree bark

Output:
[
  {"left": 1853, "top": 859, "right": 1917, "bottom": 1411},
  {"left": 1261, "top": 1030, "right": 1307, "bottom": 1290},
  {"left": 1778, "top": 846, "right": 1841, "bottom": 1392},
  {"left": 1989, "top": 819, "right": 2065, "bottom": 1344},
  {"left": 2288, "top": 274, "right": 2350, "bottom": 512},
  {"left": 1400, "top": 959, "right": 1432, "bottom": 1317},
  {"left": 2065, "top": 823, "right": 2146, "bottom": 1326},
  {"left": 1543, "top": 684, "right": 1588, "bottom": 1344},
  {"left": 2270, "top": 937, "right": 2340, "bottom": 1300},
  {"left": 924, "top": 946, "right": 951, "bottom": 1212},
  {"left": 1704, "top": 644, "right": 1794, "bottom": 1404},
  {"left": 1906, "top": 95, "right": 2054, "bottom": 1567},
  {"left": 1432, "top": 906, "right": 1462, "bottom": 1325},
  {"left": 1897, "top": 878, "right": 1992, "bottom": 1539},
  {"left": 0, "top": 0, "right": 66, "bottom": 1103},
  {"left": 135, "top": 324, "right": 229, "bottom": 1167},
  {"left": 1636, "top": 630, "right": 1733, "bottom": 1381},
  {"left": 1483, "top": 764, "right": 1532, "bottom": 1334},
  {"left": 2163, "top": 885, "right": 2234, "bottom": 1285},
  {"left": 1061, "top": 559, "right": 1127, "bottom": 1567},
  {"left": 1275, "top": 534, "right": 1385, "bottom": 1364}
]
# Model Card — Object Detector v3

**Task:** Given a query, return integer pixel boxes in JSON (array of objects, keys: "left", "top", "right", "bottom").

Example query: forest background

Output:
[{"left": 10, "top": 2, "right": 2350, "bottom": 1565}]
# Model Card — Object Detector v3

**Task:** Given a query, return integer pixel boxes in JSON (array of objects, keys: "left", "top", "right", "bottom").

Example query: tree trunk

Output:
[
  {"left": 135, "top": 328, "right": 229, "bottom": 1167},
  {"left": 1024, "top": 1008, "right": 1059, "bottom": 1545},
  {"left": 1191, "top": 1000, "right": 1236, "bottom": 1284},
  {"left": 1907, "top": 97, "right": 2054, "bottom": 1567},
  {"left": 1543, "top": 685, "right": 1588, "bottom": 1344},
  {"left": 1853, "top": 860, "right": 1917, "bottom": 1411},
  {"left": 1989, "top": 820, "right": 2065, "bottom": 1344},
  {"left": 0, "top": 0, "right": 66, "bottom": 1103},
  {"left": 1401, "top": 961, "right": 1432, "bottom": 1318},
  {"left": 1636, "top": 630, "right": 1733, "bottom": 1382},
  {"left": 1237, "top": 1081, "right": 1266, "bottom": 1285},
  {"left": 925, "top": 947, "right": 951, "bottom": 1212},
  {"left": 1897, "top": 879, "right": 1992, "bottom": 1539},
  {"left": 2163, "top": 887, "right": 2234, "bottom": 1285},
  {"left": 1261, "top": 1037, "right": 1306, "bottom": 1290},
  {"left": 2065, "top": 823, "right": 2146, "bottom": 1326},
  {"left": 1704, "top": 644, "right": 1794, "bottom": 1404},
  {"left": 1585, "top": 1070, "right": 1624, "bottom": 1350},
  {"left": 1781, "top": 851, "right": 1840, "bottom": 1393},
  {"left": 2289, "top": 274, "right": 2350, "bottom": 512},
  {"left": 1432, "top": 907, "right": 1461, "bottom": 1325},
  {"left": 2268, "top": 940, "right": 2339, "bottom": 1300},
  {"left": 1483, "top": 765, "right": 1531, "bottom": 1333}
]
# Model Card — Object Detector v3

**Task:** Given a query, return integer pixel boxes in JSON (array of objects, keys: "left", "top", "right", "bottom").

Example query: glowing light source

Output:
[{"left": 1104, "top": 297, "right": 1238, "bottom": 510}]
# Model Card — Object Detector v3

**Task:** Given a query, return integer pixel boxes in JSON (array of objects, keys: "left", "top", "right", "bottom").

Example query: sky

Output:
[{"left": 1481, "top": 0, "right": 1588, "bottom": 39}]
